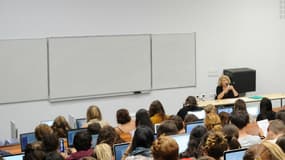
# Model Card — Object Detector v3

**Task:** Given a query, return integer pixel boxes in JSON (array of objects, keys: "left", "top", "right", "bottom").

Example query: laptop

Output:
[
  {"left": 68, "top": 114, "right": 76, "bottom": 129},
  {"left": 188, "top": 110, "right": 205, "bottom": 120},
  {"left": 169, "top": 134, "right": 190, "bottom": 153},
  {"left": 185, "top": 121, "right": 204, "bottom": 134},
  {"left": 91, "top": 134, "right": 99, "bottom": 148},
  {"left": 20, "top": 132, "right": 36, "bottom": 152},
  {"left": 154, "top": 123, "right": 161, "bottom": 134},
  {"left": 76, "top": 118, "right": 86, "bottom": 128},
  {"left": 217, "top": 107, "right": 233, "bottom": 114},
  {"left": 40, "top": 120, "right": 54, "bottom": 126},
  {"left": 224, "top": 148, "right": 247, "bottom": 160},
  {"left": 113, "top": 142, "right": 130, "bottom": 160},
  {"left": 2, "top": 153, "right": 24, "bottom": 160},
  {"left": 67, "top": 128, "right": 87, "bottom": 147}
]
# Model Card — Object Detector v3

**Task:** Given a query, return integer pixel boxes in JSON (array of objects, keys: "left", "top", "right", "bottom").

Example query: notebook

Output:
[
  {"left": 170, "top": 134, "right": 190, "bottom": 153},
  {"left": 67, "top": 128, "right": 87, "bottom": 147},
  {"left": 20, "top": 132, "right": 36, "bottom": 152},
  {"left": 113, "top": 142, "right": 130, "bottom": 160},
  {"left": 224, "top": 148, "right": 247, "bottom": 160},
  {"left": 185, "top": 121, "right": 204, "bottom": 134},
  {"left": 2, "top": 153, "right": 24, "bottom": 160}
]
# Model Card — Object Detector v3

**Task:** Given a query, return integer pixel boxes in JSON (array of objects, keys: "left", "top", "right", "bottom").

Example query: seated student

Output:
[
  {"left": 230, "top": 111, "right": 261, "bottom": 148},
  {"left": 222, "top": 124, "right": 241, "bottom": 149},
  {"left": 42, "top": 133, "right": 59, "bottom": 153},
  {"left": 152, "top": 136, "right": 179, "bottom": 160},
  {"left": 97, "top": 125, "right": 123, "bottom": 148},
  {"left": 275, "top": 110, "right": 285, "bottom": 124},
  {"left": 233, "top": 99, "right": 247, "bottom": 113},
  {"left": 204, "top": 104, "right": 216, "bottom": 114},
  {"left": 45, "top": 151, "right": 64, "bottom": 160},
  {"left": 35, "top": 124, "right": 53, "bottom": 141},
  {"left": 204, "top": 113, "right": 222, "bottom": 132},
  {"left": 51, "top": 115, "right": 71, "bottom": 138},
  {"left": 149, "top": 100, "right": 168, "bottom": 124},
  {"left": 87, "top": 122, "right": 101, "bottom": 135},
  {"left": 168, "top": 115, "right": 185, "bottom": 134},
  {"left": 157, "top": 120, "right": 178, "bottom": 137},
  {"left": 276, "top": 134, "right": 285, "bottom": 153},
  {"left": 218, "top": 112, "right": 230, "bottom": 127},
  {"left": 24, "top": 141, "right": 45, "bottom": 160},
  {"left": 115, "top": 108, "right": 135, "bottom": 142},
  {"left": 135, "top": 109, "right": 154, "bottom": 131},
  {"left": 82, "top": 105, "right": 108, "bottom": 128},
  {"left": 177, "top": 96, "right": 203, "bottom": 120},
  {"left": 199, "top": 131, "right": 228, "bottom": 160},
  {"left": 256, "top": 97, "right": 276, "bottom": 121},
  {"left": 94, "top": 143, "right": 112, "bottom": 160},
  {"left": 180, "top": 126, "right": 208, "bottom": 159},
  {"left": 266, "top": 120, "right": 285, "bottom": 143},
  {"left": 123, "top": 126, "right": 154, "bottom": 160},
  {"left": 243, "top": 141, "right": 285, "bottom": 160},
  {"left": 65, "top": 131, "right": 93, "bottom": 160},
  {"left": 184, "top": 114, "right": 199, "bottom": 124},
  {"left": 216, "top": 75, "right": 239, "bottom": 99}
]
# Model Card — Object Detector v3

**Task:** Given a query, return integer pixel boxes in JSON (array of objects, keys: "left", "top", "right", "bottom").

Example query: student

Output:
[
  {"left": 216, "top": 75, "right": 239, "bottom": 99},
  {"left": 230, "top": 111, "right": 261, "bottom": 148},
  {"left": 204, "top": 104, "right": 216, "bottom": 114},
  {"left": 87, "top": 122, "right": 101, "bottom": 135},
  {"left": 184, "top": 114, "right": 199, "bottom": 124},
  {"left": 115, "top": 108, "right": 135, "bottom": 142},
  {"left": 157, "top": 120, "right": 178, "bottom": 137},
  {"left": 276, "top": 135, "right": 285, "bottom": 152},
  {"left": 233, "top": 99, "right": 247, "bottom": 113},
  {"left": 256, "top": 97, "right": 276, "bottom": 121},
  {"left": 266, "top": 120, "right": 285, "bottom": 143},
  {"left": 45, "top": 152, "right": 64, "bottom": 160},
  {"left": 168, "top": 115, "right": 185, "bottom": 134},
  {"left": 135, "top": 109, "right": 154, "bottom": 131},
  {"left": 275, "top": 110, "right": 285, "bottom": 124},
  {"left": 177, "top": 96, "right": 203, "bottom": 120},
  {"left": 218, "top": 112, "right": 230, "bottom": 127},
  {"left": 222, "top": 124, "right": 241, "bottom": 149},
  {"left": 204, "top": 113, "right": 222, "bottom": 132},
  {"left": 51, "top": 116, "right": 71, "bottom": 138},
  {"left": 96, "top": 125, "right": 123, "bottom": 148},
  {"left": 83, "top": 105, "right": 108, "bottom": 128},
  {"left": 94, "top": 143, "right": 112, "bottom": 160},
  {"left": 42, "top": 133, "right": 59, "bottom": 153},
  {"left": 24, "top": 142, "right": 45, "bottom": 160},
  {"left": 35, "top": 124, "right": 53, "bottom": 141},
  {"left": 149, "top": 100, "right": 168, "bottom": 124},
  {"left": 152, "top": 136, "right": 179, "bottom": 160}
]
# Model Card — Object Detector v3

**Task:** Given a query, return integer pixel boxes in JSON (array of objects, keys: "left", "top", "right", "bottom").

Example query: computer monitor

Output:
[
  {"left": 10, "top": 121, "right": 17, "bottom": 139},
  {"left": 76, "top": 118, "right": 86, "bottom": 128},
  {"left": 2, "top": 153, "right": 24, "bottom": 160},
  {"left": 20, "top": 132, "right": 36, "bottom": 152},
  {"left": 224, "top": 148, "right": 247, "bottom": 160},
  {"left": 185, "top": 121, "right": 204, "bottom": 134},
  {"left": 67, "top": 128, "right": 87, "bottom": 147},
  {"left": 40, "top": 120, "right": 54, "bottom": 126},
  {"left": 113, "top": 143, "right": 130, "bottom": 160},
  {"left": 217, "top": 107, "right": 233, "bottom": 114},
  {"left": 91, "top": 134, "right": 99, "bottom": 148},
  {"left": 188, "top": 110, "right": 205, "bottom": 120},
  {"left": 169, "top": 134, "right": 190, "bottom": 153},
  {"left": 68, "top": 114, "right": 76, "bottom": 129}
]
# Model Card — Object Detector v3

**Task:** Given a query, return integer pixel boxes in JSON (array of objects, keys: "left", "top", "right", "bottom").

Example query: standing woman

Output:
[{"left": 216, "top": 75, "right": 239, "bottom": 99}]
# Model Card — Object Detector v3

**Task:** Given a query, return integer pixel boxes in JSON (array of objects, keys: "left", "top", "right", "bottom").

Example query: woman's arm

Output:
[{"left": 229, "top": 85, "right": 239, "bottom": 97}]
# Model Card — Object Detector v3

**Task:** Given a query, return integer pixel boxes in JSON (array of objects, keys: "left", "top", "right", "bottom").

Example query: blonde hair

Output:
[
  {"left": 204, "top": 104, "right": 216, "bottom": 114},
  {"left": 87, "top": 105, "right": 102, "bottom": 122},
  {"left": 204, "top": 113, "right": 222, "bottom": 132},
  {"left": 218, "top": 75, "right": 231, "bottom": 87},
  {"left": 151, "top": 135, "right": 179, "bottom": 160},
  {"left": 94, "top": 143, "right": 112, "bottom": 160},
  {"left": 261, "top": 141, "right": 285, "bottom": 160}
]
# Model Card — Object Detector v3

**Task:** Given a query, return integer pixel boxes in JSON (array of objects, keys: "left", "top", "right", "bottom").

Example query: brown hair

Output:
[
  {"left": 51, "top": 116, "right": 71, "bottom": 138},
  {"left": 34, "top": 124, "right": 53, "bottom": 141},
  {"left": 87, "top": 105, "right": 102, "bottom": 122},
  {"left": 218, "top": 112, "right": 230, "bottom": 126},
  {"left": 97, "top": 125, "right": 123, "bottom": 147},
  {"left": 204, "top": 113, "right": 222, "bottom": 132},
  {"left": 184, "top": 114, "right": 199, "bottom": 124},
  {"left": 157, "top": 120, "right": 178, "bottom": 137},
  {"left": 151, "top": 136, "right": 179, "bottom": 160},
  {"left": 149, "top": 100, "right": 166, "bottom": 118},
  {"left": 222, "top": 124, "right": 241, "bottom": 150},
  {"left": 204, "top": 104, "right": 216, "bottom": 114},
  {"left": 116, "top": 108, "right": 131, "bottom": 124},
  {"left": 233, "top": 99, "right": 247, "bottom": 112},
  {"left": 184, "top": 96, "right": 198, "bottom": 107},
  {"left": 268, "top": 120, "right": 285, "bottom": 135}
]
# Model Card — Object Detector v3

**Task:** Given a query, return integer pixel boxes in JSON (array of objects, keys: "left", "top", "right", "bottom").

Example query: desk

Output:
[
  {"left": 0, "top": 144, "right": 21, "bottom": 155},
  {"left": 197, "top": 93, "right": 285, "bottom": 107}
]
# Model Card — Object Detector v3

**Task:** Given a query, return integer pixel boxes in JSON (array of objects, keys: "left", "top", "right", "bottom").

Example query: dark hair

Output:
[
  {"left": 184, "top": 96, "right": 197, "bottom": 108},
  {"left": 257, "top": 97, "right": 275, "bottom": 121},
  {"left": 51, "top": 116, "right": 71, "bottom": 138},
  {"left": 73, "top": 131, "right": 92, "bottom": 151},
  {"left": 45, "top": 151, "right": 64, "bottom": 160},
  {"left": 130, "top": 126, "right": 154, "bottom": 152},
  {"left": 35, "top": 124, "right": 53, "bottom": 141},
  {"left": 218, "top": 112, "right": 230, "bottom": 126},
  {"left": 168, "top": 115, "right": 184, "bottom": 131},
  {"left": 87, "top": 122, "right": 101, "bottom": 135},
  {"left": 233, "top": 99, "right": 247, "bottom": 113},
  {"left": 275, "top": 110, "right": 285, "bottom": 124},
  {"left": 230, "top": 111, "right": 249, "bottom": 129},
  {"left": 157, "top": 120, "right": 178, "bottom": 137},
  {"left": 135, "top": 109, "right": 154, "bottom": 131},
  {"left": 116, "top": 108, "right": 131, "bottom": 124},
  {"left": 222, "top": 124, "right": 241, "bottom": 150},
  {"left": 24, "top": 142, "right": 45, "bottom": 160},
  {"left": 42, "top": 133, "right": 59, "bottom": 152},
  {"left": 184, "top": 114, "right": 199, "bottom": 124},
  {"left": 180, "top": 125, "right": 208, "bottom": 158},
  {"left": 97, "top": 125, "right": 123, "bottom": 147},
  {"left": 149, "top": 100, "right": 166, "bottom": 117},
  {"left": 276, "top": 134, "right": 285, "bottom": 152}
]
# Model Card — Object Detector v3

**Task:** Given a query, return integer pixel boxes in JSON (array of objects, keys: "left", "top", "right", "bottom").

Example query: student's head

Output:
[
  {"left": 116, "top": 108, "right": 131, "bottom": 125},
  {"left": 204, "top": 113, "right": 222, "bottom": 132},
  {"left": 149, "top": 100, "right": 166, "bottom": 117},
  {"left": 130, "top": 126, "right": 154, "bottom": 152},
  {"left": 97, "top": 125, "right": 121, "bottom": 147},
  {"left": 218, "top": 75, "right": 231, "bottom": 87},
  {"left": 73, "top": 131, "right": 92, "bottom": 151},
  {"left": 35, "top": 124, "right": 53, "bottom": 141},
  {"left": 87, "top": 122, "right": 101, "bottom": 135},
  {"left": 184, "top": 114, "right": 199, "bottom": 123},
  {"left": 184, "top": 96, "right": 197, "bottom": 108},
  {"left": 222, "top": 124, "right": 241, "bottom": 150},
  {"left": 267, "top": 120, "right": 285, "bottom": 140},
  {"left": 200, "top": 131, "right": 228, "bottom": 160},
  {"left": 51, "top": 115, "right": 71, "bottom": 138},
  {"left": 230, "top": 111, "right": 249, "bottom": 129},
  {"left": 276, "top": 134, "right": 285, "bottom": 153},
  {"left": 152, "top": 136, "right": 179, "bottom": 160},
  {"left": 45, "top": 151, "right": 64, "bottom": 160},
  {"left": 275, "top": 110, "right": 285, "bottom": 124},
  {"left": 87, "top": 105, "right": 102, "bottom": 122},
  {"left": 24, "top": 142, "right": 45, "bottom": 160},
  {"left": 42, "top": 133, "right": 59, "bottom": 152},
  {"left": 168, "top": 115, "right": 184, "bottom": 133},
  {"left": 243, "top": 141, "right": 285, "bottom": 160},
  {"left": 218, "top": 111, "right": 230, "bottom": 126},
  {"left": 204, "top": 104, "right": 216, "bottom": 114},
  {"left": 135, "top": 108, "right": 154, "bottom": 130},
  {"left": 94, "top": 143, "right": 112, "bottom": 160},
  {"left": 233, "top": 99, "right": 247, "bottom": 112},
  {"left": 259, "top": 97, "right": 273, "bottom": 114},
  {"left": 157, "top": 120, "right": 178, "bottom": 137}
]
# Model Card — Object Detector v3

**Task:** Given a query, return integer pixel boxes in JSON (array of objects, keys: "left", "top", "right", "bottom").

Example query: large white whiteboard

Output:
[
  {"left": 48, "top": 35, "right": 151, "bottom": 100},
  {"left": 0, "top": 39, "right": 48, "bottom": 103},
  {"left": 151, "top": 33, "right": 196, "bottom": 89}
]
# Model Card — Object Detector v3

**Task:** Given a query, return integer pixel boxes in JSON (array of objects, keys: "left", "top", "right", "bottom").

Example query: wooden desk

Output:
[
  {"left": 0, "top": 144, "right": 21, "bottom": 155},
  {"left": 197, "top": 93, "right": 285, "bottom": 107}
]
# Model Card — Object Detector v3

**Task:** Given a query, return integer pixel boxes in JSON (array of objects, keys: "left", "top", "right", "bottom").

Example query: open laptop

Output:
[
  {"left": 40, "top": 120, "right": 54, "bottom": 126},
  {"left": 20, "top": 132, "right": 36, "bottom": 152},
  {"left": 2, "top": 153, "right": 24, "bottom": 160},
  {"left": 188, "top": 110, "right": 205, "bottom": 120},
  {"left": 76, "top": 118, "right": 86, "bottom": 128},
  {"left": 67, "top": 128, "right": 87, "bottom": 147},
  {"left": 224, "top": 148, "right": 247, "bottom": 160},
  {"left": 217, "top": 107, "right": 233, "bottom": 114},
  {"left": 185, "top": 121, "right": 204, "bottom": 134},
  {"left": 113, "top": 142, "right": 130, "bottom": 160},
  {"left": 169, "top": 134, "right": 190, "bottom": 153}
]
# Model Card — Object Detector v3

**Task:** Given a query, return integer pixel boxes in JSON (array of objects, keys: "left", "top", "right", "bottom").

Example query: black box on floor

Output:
[{"left": 223, "top": 68, "right": 256, "bottom": 93}]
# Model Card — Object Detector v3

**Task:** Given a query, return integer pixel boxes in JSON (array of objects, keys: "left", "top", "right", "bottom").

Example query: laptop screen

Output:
[
  {"left": 3, "top": 154, "right": 24, "bottom": 160},
  {"left": 91, "top": 134, "right": 99, "bottom": 148},
  {"left": 40, "top": 120, "right": 54, "bottom": 126},
  {"left": 20, "top": 132, "right": 36, "bottom": 152},
  {"left": 224, "top": 148, "right": 247, "bottom": 160},
  {"left": 67, "top": 128, "right": 87, "bottom": 147},
  {"left": 76, "top": 118, "right": 86, "bottom": 128},
  {"left": 113, "top": 143, "right": 129, "bottom": 160},
  {"left": 169, "top": 134, "right": 190, "bottom": 153},
  {"left": 188, "top": 110, "right": 205, "bottom": 120},
  {"left": 185, "top": 121, "right": 204, "bottom": 134},
  {"left": 217, "top": 107, "right": 233, "bottom": 114}
]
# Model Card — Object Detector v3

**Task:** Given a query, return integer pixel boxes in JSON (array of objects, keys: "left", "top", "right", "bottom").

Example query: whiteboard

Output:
[
  {"left": 151, "top": 33, "right": 196, "bottom": 89},
  {"left": 0, "top": 39, "right": 48, "bottom": 103},
  {"left": 48, "top": 35, "right": 151, "bottom": 100}
]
